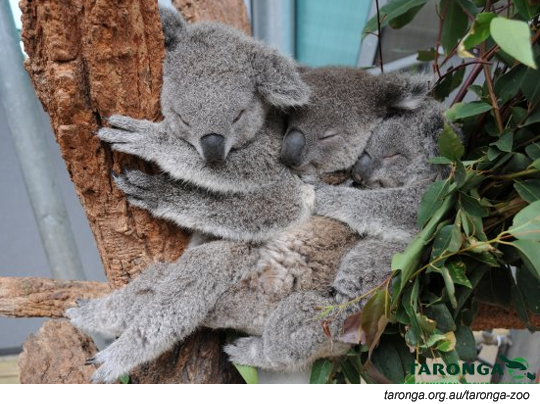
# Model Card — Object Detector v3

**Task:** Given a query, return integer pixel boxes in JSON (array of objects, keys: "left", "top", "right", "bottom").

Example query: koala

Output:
[
  {"left": 68, "top": 66, "right": 446, "bottom": 380},
  {"left": 97, "top": 6, "right": 314, "bottom": 243}
]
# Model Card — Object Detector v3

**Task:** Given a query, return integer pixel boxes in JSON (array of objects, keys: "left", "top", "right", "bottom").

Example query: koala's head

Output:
[
  {"left": 281, "top": 68, "right": 433, "bottom": 174},
  {"left": 159, "top": 7, "right": 310, "bottom": 163},
  {"left": 352, "top": 99, "right": 446, "bottom": 189}
]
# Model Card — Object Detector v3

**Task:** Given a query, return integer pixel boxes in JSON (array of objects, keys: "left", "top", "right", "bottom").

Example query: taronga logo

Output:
[
  {"left": 409, "top": 355, "right": 537, "bottom": 382},
  {"left": 499, "top": 355, "right": 537, "bottom": 382}
]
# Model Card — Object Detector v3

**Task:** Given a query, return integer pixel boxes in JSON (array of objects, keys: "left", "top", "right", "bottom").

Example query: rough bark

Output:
[
  {"left": 0, "top": 277, "right": 110, "bottom": 318},
  {"left": 18, "top": 320, "right": 98, "bottom": 384},
  {"left": 17, "top": 0, "right": 247, "bottom": 384},
  {"left": 472, "top": 303, "right": 540, "bottom": 331},
  {"left": 172, "top": 0, "right": 251, "bottom": 35}
]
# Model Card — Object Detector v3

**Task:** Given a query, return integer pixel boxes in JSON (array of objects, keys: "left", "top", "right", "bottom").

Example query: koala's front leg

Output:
[
  {"left": 332, "top": 238, "right": 405, "bottom": 305},
  {"left": 88, "top": 240, "right": 260, "bottom": 383},
  {"left": 225, "top": 291, "right": 350, "bottom": 371},
  {"left": 66, "top": 262, "right": 175, "bottom": 338},
  {"left": 315, "top": 184, "right": 422, "bottom": 242},
  {"left": 114, "top": 170, "right": 313, "bottom": 243}
]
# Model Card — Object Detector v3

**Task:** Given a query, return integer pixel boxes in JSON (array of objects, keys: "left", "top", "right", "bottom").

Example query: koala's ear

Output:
[
  {"left": 252, "top": 48, "right": 310, "bottom": 109},
  {"left": 383, "top": 73, "right": 435, "bottom": 111},
  {"left": 159, "top": 6, "right": 187, "bottom": 51}
]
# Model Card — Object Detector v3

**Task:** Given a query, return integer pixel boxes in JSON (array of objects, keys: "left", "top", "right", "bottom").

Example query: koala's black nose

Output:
[
  {"left": 352, "top": 153, "right": 372, "bottom": 184},
  {"left": 281, "top": 130, "right": 306, "bottom": 168},
  {"left": 200, "top": 133, "right": 226, "bottom": 162}
]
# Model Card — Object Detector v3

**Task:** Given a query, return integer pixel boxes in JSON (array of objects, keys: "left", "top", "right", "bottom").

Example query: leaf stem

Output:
[
  {"left": 490, "top": 168, "right": 538, "bottom": 181},
  {"left": 483, "top": 63, "right": 504, "bottom": 134}
]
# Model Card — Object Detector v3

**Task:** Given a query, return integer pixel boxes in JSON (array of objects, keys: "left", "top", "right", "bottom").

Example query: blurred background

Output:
[{"left": 0, "top": 0, "right": 440, "bottom": 354}]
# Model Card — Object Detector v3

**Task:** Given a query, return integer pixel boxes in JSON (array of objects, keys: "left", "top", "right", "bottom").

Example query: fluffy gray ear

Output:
[
  {"left": 252, "top": 48, "right": 310, "bottom": 109},
  {"left": 382, "top": 73, "right": 434, "bottom": 111},
  {"left": 159, "top": 6, "right": 187, "bottom": 51}
]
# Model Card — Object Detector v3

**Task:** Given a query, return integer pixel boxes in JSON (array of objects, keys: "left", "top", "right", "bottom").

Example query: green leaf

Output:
[
  {"left": 445, "top": 101, "right": 492, "bottom": 121},
  {"left": 455, "top": 161, "right": 467, "bottom": 187},
  {"left": 521, "top": 58, "right": 540, "bottom": 103},
  {"left": 440, "top": 266, "right": 458, "bottom": 308},
  {"left": 431, "top": 224, "right": 463, "bottom": 261},
  {"left": 514, "top": 0, "right": 540, "bottom": 20},
  {"left": 525, "top": 143, "right": 540, "bottom": 160},
  {"left": 234, "top": 364, "right": 258, "bottom": 384},
  {"left": 441, "top": 0, "right": 469, "bottom": 54},
  {"left": 434, "top": 67, "right": 465, "bottom": 100},
  {"left": 459, "top": 12, "right": 496, "bottom": 55},
  {"left": 517, "top": 266, "right": 540, "bottom": 314},
  {"left": 448, "top": 259, "right": 472, "bottom": 288},
  {"left": 490, "top": 18, "right": 537, "bottom": 69},
  {"left": 531, "top": 158, "right": 540, "bottom": 170},
  {"left": 515, "top": 180, "right": 540, "bottom": 203},
  {"left": 425, "top": 304, "right": 456, "bottom": 333},
  {"left": 437, "top": 332, "right": 457, "bottom": 352},
  {"left": 417, "top": 48, "right": 437, "bottom": 61},
  {"left": 363, "top": 0, "right": 429, "bottom": 36},
  {"left": 490, "top": 131, "right": 513, "bottom": 152},
  {"left": 475, "top": 266, "right": 513, "bottom": 307},
  {"left": 494, "top": 65, "right": 527, "bottom": 104},
  {"left": 511, "top": 239, "right": 540, "bottom": 280},
  {"left": 118, "top": 374, "right": 130, "bottom": 384},
  {"left": 389, "top": 4, "right": 424, "bottom": 28},
  {"left": 371, "top": 335, "right": 414, "bottom": 384},
  {"left": 460, "top": 192, "right": 489, "bottom": 218},
  {"left": 508, "top": 200, "right": 540, "bottom": 240},
  {"left": 417, "top": 180, "right": 451, "bottom": 228},
  {"left": 341, "top": 356, "right": 361, "bottom": 384},
  {"left": 455, "top": 325, "right": 476, "bottom": 362},
  {"left": 438, "top": 123, "right": 465, "bottom": 162},
  {"left": 524, "top": 108, "right": 540, "bottom": 126},
  {"left": 310, "top": 359, "right": 333, "bottom": 384}
]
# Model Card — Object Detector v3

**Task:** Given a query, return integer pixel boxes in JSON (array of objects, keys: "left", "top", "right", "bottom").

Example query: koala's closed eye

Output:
[
  {"left": 175, "top": 112, "right": 191, "bottom": 127},
  {"left": 319, "top": 130, "right": 340, "bottom": 141},
  {"left": 384, "top": 153, "right": 402, "bottom": 160},
  {"left": 233, "top": 109, "right": 245, "bottom": 123}
]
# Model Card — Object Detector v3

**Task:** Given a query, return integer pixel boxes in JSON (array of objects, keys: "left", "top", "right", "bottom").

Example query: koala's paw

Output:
[
  {"left": 65, "top": 298, "right": 123, "bottom": 338},
  {"left": 113, "top": 170, "right": 168, "bottom": 211},
  {"left": 97, "top": 115, "right": 161, "bottom": 158},
  {"left": 87, "top": 346, "right": 129, "bottom": 384},
  {"left": 224, "top": 337, "right": 269, "bottom": 368}
]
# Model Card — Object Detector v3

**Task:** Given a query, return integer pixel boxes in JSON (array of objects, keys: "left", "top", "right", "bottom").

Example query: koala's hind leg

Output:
[
  {"left": 332, "top": 238, "right": 406, "bottom": 305},
  {"left": 66, "top": 262, "right": 173, "bottom": 338},
  {"left": 224, "top": 291, "right": 350, "bottom": 371},
  {"left": 88, "top": 240, "right": 260, "bottom": 383}
]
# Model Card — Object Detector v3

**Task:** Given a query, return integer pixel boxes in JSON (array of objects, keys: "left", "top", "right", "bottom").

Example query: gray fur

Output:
[{"left": 69, "top": 8, "right": 445, "bottom": 380}]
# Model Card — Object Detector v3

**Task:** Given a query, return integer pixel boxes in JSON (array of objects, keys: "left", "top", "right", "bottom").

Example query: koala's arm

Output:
[
  {"left": 97, "top": 115, "right": 287, "bottom": 194},
  {"left": 315, "top": 183, "right": 427, "bottom": 242},
  {"left": 114, "top": 170, "right": 314, "bottom": 242}
]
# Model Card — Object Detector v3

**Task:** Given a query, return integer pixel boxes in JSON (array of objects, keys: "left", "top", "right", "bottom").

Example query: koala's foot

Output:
[
  {"left": 224, "top": 337, "right": 280, "bottom": 370},
  {"left": 65, "top": 297, "right": 126, "bottom": 339},
  {"left": 86, "top": 343, "right": 131, "bottom": 384}
]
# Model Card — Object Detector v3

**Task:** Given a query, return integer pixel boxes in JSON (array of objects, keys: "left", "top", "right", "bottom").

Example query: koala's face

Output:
[
  {"left": 281, "top": 67, "right": 388, "bottom": 174},
  {"left": 352, "top": 101, "right": 445, "bottom": 189},
  {"left": 162, "top": 55, "right": 267, "bottom": 162},
  {"left": 159, "top": 9, "right": 310, "bottom": 163}
]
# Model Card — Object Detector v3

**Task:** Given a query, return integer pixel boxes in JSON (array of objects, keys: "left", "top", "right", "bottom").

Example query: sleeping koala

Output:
[
  {"left": 98, "top": 6, "right": 313, "bottom": 243},
  {"left": 68, "top": 66, "right": 445, "bottom": 380},
  {"left": 220, "top": 88, "right": 448, "bottom": 371}
]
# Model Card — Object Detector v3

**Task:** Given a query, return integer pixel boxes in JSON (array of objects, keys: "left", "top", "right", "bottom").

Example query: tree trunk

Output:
[{"left": 17, "top": 0, "right": 248, "bottom": 384}]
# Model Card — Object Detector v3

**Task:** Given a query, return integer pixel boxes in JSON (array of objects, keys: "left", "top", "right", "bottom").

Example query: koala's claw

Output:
[{"left": 85, "top": 357, "right": 96, "bottom": 366}]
